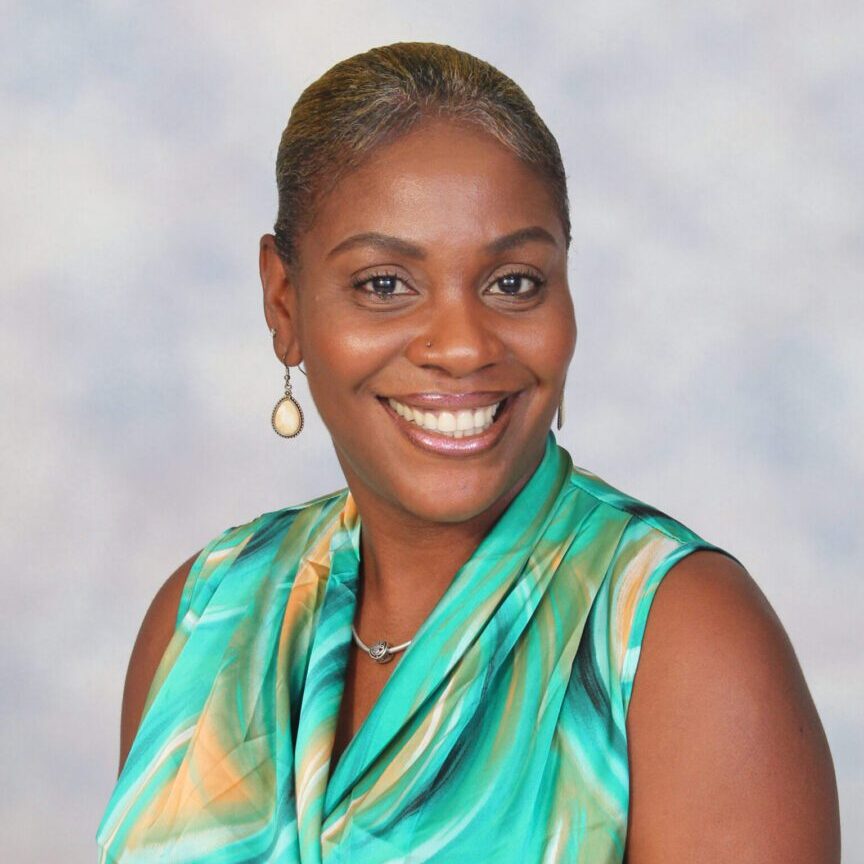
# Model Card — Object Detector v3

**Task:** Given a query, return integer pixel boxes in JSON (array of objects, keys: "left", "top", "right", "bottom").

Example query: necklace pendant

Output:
[{"left": 369, "top": 640, "right": 392, "bottom": 663}]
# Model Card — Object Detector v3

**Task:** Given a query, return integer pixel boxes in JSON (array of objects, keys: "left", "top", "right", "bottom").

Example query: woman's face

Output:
[{"left": 261, "top": 119, "right": 576, "bottom": 525}]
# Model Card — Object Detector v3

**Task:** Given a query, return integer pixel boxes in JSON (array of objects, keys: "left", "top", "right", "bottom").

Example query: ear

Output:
[{"left": 260, "top": 234, "right": 303, "bottom": 366}]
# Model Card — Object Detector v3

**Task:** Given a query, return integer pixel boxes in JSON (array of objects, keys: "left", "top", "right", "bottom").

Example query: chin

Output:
[{"left": 388, "top": 472, "right": 513, "bottom": 525}]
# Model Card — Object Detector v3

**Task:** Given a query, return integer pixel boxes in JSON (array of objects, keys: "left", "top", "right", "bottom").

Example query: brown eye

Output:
[
  {"left": 352, "top": 272, "right": 413, "bottom": 298},
  {"left": 369, "top": 275, "right": 398, "bottom": 295},
  {"left": 498, "top": 274, "right": 526, "bottom": 294},
  {"left": 487, "top": 272, "right": 544, "bottom": 296}
]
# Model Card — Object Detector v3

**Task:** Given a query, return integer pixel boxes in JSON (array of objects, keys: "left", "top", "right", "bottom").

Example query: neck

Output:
[
  {"left": 341, "top": 465, "right": 537, "bottom": 644},
  {"left": 354, "top": 495, "right": 504, "bottom": 642}
]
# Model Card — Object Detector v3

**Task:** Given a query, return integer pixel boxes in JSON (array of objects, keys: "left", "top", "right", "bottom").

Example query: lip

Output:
[{"left": 378, "top": 392, "right": 520, "bottom": 456}]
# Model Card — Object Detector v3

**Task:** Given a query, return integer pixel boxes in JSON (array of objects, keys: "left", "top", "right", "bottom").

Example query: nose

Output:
[{"left": 405, "top": 291, "right": 507, "bottom": 378}]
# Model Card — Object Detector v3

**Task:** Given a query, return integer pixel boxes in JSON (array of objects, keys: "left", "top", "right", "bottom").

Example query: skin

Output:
[
  {"left": 625, "top": 551, "right": 840, "bottom": 862},
  {"left": 118, "top": 118, "right": 840, "bottom": 861},
  {"left": 262, "top": 119, "right": 576, "bottom": 771}
]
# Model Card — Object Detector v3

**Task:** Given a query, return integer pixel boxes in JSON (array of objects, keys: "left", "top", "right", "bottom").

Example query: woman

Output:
[{"left": 97, "top": 43, "right": 840, "bottom": 862}]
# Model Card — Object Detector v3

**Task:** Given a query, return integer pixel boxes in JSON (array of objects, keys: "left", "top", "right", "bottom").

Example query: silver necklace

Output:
[{"left": 351, "top": 624, "right": 412, "bottom": 664}]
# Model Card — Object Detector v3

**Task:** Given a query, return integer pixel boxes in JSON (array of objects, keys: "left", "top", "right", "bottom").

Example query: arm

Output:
[
  {"left": 624, "top": 550, "right": 840, "bottom": 863},
  {"left": 117, "top": 551, "right": 200, "bottom": 776}
]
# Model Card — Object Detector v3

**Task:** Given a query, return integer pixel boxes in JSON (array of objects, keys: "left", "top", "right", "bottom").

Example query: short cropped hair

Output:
[{"left": 273, "top": 41, "right": 570, "bottom": 266}]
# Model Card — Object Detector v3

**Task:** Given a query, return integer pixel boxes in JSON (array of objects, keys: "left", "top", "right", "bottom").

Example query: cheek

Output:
[
  {"left": 544, "top": 294, "right": 578, "bottom": 369},
  {"left": 551, "top": 318, "right": 577, "bottom": 374},
  {"left": 509, "top": 305, "right": 576, "bottom": 381},
  {"left": 299, "top": 306, "right": 401, "bottom": 407}
]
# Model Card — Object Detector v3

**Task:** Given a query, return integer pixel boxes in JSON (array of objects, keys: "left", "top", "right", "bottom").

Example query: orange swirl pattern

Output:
[{"left": 97, "top": 432, "right": 736, "bottom": 862}]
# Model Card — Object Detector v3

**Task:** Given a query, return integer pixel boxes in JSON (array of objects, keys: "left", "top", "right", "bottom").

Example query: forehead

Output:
[{"left": 301, "top": 119, "right": 563, "bottom": 260}]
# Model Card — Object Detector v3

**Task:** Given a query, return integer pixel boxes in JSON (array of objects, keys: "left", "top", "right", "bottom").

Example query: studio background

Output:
[{"left": 2, "top": 2, "right": 861, "bottom": 860}]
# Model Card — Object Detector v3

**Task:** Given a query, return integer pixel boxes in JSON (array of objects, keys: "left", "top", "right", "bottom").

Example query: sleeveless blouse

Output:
[{"left": 97, "top": 432, "right": 736, "bottom": 862}]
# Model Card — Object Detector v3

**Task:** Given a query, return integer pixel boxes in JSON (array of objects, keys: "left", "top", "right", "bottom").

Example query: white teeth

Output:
[
  {"left": 437, "top": 411, "right": 456, "bottom": 432},
  {"left": 386, "top": 397, "right": 503, "bottom": 437},
  {"left": 456, "top": 410, "right": 474, "bottom": 431}
]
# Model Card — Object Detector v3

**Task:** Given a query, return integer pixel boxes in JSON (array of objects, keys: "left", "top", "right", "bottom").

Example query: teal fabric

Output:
[{"left": 97, "top": 431, "right": 735, "bottom": 862}]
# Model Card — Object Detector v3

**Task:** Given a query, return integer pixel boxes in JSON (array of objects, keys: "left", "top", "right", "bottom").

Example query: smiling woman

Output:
[
  {"left": 96, "top": 43, "right": 840, "bottom": 863},
  {"left": 263, "top": 115, "right": 574, "bottom": 523}
]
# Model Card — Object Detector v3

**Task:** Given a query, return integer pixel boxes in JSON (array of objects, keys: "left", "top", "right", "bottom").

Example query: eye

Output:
[
  {"left": 351, "top": 272, "right": 414, "bottom": 299},
  {"left": 486, "top": 271, "right": 545, "bottom": 297}
]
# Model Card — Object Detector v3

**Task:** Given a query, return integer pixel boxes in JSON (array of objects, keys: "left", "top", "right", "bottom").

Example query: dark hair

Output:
[{"left": 273, "top": 42, "right": 570, "bottom": 266}]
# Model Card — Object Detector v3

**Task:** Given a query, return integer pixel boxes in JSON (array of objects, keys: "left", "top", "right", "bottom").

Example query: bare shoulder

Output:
[
  {"left": 624, "top": 550, "right": 840, "bottom": 863},
  {"left": 117, "top": 551, "right": 200, "bottom": 775}
]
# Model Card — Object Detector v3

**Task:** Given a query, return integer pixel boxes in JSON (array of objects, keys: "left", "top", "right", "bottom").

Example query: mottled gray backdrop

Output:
[{"left": 2, "top": 1, "right": 861, "bottom": 860}]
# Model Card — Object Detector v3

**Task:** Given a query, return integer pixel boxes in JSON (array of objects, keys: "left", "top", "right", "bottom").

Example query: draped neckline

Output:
[{"left": 292, "top": 431, "right": 571, "bottom": 830}]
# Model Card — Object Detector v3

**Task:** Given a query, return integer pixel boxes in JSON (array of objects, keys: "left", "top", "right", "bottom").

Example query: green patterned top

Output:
[{"left": 97, "top": 431, "right": 735, "bottom": 862}]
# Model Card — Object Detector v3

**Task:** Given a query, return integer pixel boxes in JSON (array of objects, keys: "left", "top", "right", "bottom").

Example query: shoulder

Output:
[
  {"left": 118, "top": 551, "right": 198, "bottom": 774},
  {"left": 180, "top": 489, "right": 350, "bottom": 615},
  {"left": 563, "top": 464, "right": 731, "bottom": 694},
  {"left": 624, "top": 550, "right": 840, "bottom": 863},
  {"left": 115, "top": 489, "right": 350, "bottom": 774}
]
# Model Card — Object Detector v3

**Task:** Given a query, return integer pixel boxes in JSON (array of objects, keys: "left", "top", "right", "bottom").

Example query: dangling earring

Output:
[
  {"left": 556, "top": 387, "right": 565, "bottom": 430},
  {"left": 271, "top": 348, "right": 304, "bottom": 438}
]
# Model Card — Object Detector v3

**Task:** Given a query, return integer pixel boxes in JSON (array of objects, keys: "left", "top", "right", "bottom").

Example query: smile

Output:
[
  {"left": 386, "top": 397, "right": 501, "bottom": 438},
  {"left": 378, "top": 391, "right": 518, "bottom": 457}
]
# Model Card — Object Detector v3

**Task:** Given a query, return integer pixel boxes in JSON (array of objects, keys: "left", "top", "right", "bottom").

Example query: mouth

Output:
[
  {"left": 385, "top": 396, "right": 505, "bottom": 437},
  {"left": 377, "top": 392, "right": 519, "bottom": 455}
]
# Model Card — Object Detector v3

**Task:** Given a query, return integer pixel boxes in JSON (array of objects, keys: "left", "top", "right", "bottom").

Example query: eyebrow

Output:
[
  {"left": 325, "top": 225, "right": 559, "bottom": 261},
  {"left": 486, "top": 226, "right": 558, "bottom": 255},
  {"left": 326, "top": 232, "right": 426, "bottom": 260}
]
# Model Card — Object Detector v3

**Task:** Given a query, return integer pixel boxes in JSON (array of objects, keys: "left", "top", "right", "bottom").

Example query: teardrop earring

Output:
[{"left": 271, "top": 349, "right": 304, "bottom": 438}]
